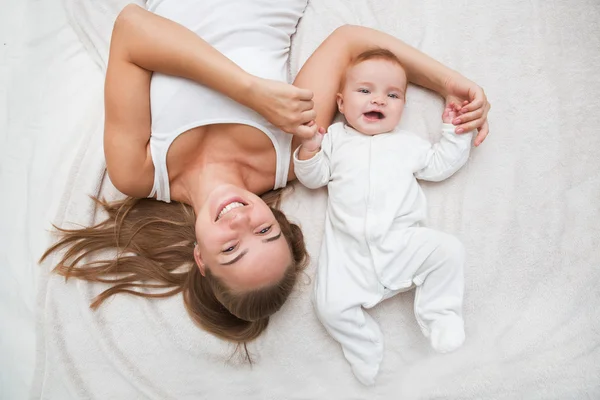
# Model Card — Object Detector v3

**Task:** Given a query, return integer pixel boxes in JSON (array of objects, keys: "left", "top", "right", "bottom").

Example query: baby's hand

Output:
[
  {"left": 298, "top": 126, "right": 326, "bottom": 160},
  {"left": 442, "top": 102, "right": 463, "bottom": 124}
]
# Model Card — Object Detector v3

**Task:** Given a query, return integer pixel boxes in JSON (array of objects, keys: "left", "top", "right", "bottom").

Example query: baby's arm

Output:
[
  {"left": 415, "top": 103, "right": 474, "bottom": 182},
  {"left": 297, "top": 126, "right": 327, "bottom": 160},
  {"left": 293, "top": 126, "right": 333, "bottom": 189}
]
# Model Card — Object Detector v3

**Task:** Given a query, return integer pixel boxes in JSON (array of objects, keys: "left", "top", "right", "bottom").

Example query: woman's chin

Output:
[
  {"left": 213, "top": 184, "right": 255, "bottom": 198},
  {"left": 206, "top": 185, "right": 252, "bottom": 218}
]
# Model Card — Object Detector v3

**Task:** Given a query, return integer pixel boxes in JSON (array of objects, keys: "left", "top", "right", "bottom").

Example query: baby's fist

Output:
[
  {"left": 298, "top": 127, "right": 326, "bottom": 160},
  {"left": 442, "top": 102, "right": 461, "bottom": 124}
]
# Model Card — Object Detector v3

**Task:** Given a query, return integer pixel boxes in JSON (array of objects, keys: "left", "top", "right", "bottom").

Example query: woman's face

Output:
[{"left": 194, "top": 184, "right": 291, "bottom": 291}]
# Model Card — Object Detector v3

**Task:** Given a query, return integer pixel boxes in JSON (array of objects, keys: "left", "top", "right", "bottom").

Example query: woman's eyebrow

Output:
[
  {"left": 219, "top": 233, "right": 281, "bottom": 266},
  {"left": 220, "top": 249, "right": 248, "bottom": 266},
  {"left": 262, "top": 232, "right": 282, "bottom": 243}
]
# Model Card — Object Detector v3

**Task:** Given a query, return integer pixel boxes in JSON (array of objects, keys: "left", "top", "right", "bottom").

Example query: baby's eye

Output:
[
  {"left": 358, "top": 88, "right": 370, "bottom": 94},
  {"left": 388, "top": 93, "right": 399, "bottom": 99},
  {"left": 258, "top": 226, "right": 272, "bottom": 234},
  {"left": 222, "top": 244, "right": 237, "bottom": 253}
]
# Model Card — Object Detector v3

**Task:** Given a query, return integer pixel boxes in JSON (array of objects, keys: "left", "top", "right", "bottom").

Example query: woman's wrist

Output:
[
  {"left": 242, "top": 75, "right": 264, "bottom": 111},
  {"left": 441, "top": 72, "right": 466, "bottom": 98},
  {"left": 442, "top": 72, "right": 476, "bottom": 100}
]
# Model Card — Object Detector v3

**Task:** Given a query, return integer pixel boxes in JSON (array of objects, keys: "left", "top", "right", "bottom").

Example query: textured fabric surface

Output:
[{"left": 15, "top": 0, "right": 600, "bottom": 398}]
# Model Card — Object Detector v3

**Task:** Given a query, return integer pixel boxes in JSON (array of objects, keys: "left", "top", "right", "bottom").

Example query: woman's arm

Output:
[
  {"left": 293, "top": 25, "right": 490, "bottom": 146},
  {"left": 106, "top": 4, "right": 264, "bottom": 194},
  {"left": 105, "top": 4, "right": 320, "bottom": 194},
  {"left": 109, "top": 5, "right": 287, "bottom": 108}
]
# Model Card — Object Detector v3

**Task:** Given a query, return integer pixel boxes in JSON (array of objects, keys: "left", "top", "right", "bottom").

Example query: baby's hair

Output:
[
  {"left": 340, "top": 48, "right": 406, "bottom": 90},
  {"left": 350, "top": 48, "right": 404, "bottom": 68}
]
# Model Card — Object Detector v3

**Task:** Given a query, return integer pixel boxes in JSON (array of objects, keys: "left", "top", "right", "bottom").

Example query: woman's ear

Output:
[
  {"left": 193, "top": 244, "right": 206, "bottom": 276},
  {"left": 336, "top": 93, "right": 344, "bottom": 114}
]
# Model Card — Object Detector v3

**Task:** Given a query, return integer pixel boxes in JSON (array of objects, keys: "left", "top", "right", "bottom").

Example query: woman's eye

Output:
[
  {"left": 223, "top": 244, "right": 237, "bottom": 253},
  {"left": 258, "top": 226, "right": 272, "bottom": 234},
  {"left": 388, "top": 93, "right": 399, "bottom": 99}
]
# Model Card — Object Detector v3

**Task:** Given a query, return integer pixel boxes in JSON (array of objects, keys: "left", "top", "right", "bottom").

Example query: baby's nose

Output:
[{"left": 371, "top": 96, "right": 386, "bottom": 105}]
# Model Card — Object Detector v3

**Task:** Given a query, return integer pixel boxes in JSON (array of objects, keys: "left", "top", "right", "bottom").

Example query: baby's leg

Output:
[
  {"left": 402, "top": 228, "right": 466, "bottom": 353},
  {"left": 313, "top": 295, "right": 383, "bottom": 386},
  {"left": 313, "top": 238, "right": 385, "bottom": 385}
]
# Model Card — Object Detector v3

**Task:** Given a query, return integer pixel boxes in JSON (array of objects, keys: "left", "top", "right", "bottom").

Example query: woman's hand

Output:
[
  {"left": 248, "top": 77, "right": 318, "bottom": 139},
  {"left": 444, "top": 77, "right": 491, "bottom": 146}
]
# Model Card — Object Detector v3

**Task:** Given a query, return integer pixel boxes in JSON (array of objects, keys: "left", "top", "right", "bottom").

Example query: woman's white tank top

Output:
[{"left": 146, "top": 0, "right": 308, "bottom": 202}]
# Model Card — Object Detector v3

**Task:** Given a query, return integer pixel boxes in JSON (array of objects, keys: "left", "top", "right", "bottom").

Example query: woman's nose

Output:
[{"left": 228, "top": 211, "right": 250, "bottom": 228}]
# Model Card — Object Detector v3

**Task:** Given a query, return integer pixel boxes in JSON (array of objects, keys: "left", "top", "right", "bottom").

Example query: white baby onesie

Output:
[{"left": 293, "top": 122, "right": 473, "bottom": 385}]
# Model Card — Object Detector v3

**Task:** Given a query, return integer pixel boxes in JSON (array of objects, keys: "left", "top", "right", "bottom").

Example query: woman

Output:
[{"left": 42, "top": 0, "right": 490, "bottom": 353}]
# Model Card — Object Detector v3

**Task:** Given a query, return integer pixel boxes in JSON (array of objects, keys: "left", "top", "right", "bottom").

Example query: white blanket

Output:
[{"left": 31, "top": 0, "right": 600, "bottom": 398}]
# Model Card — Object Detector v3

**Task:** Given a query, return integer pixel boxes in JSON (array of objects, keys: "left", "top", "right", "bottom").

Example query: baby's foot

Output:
[
  {"left": 352, "top": 361, "right": 380, "bottom": 386},
  {"left": 430, "top": 316, "right": 465, "bottom": 353}
]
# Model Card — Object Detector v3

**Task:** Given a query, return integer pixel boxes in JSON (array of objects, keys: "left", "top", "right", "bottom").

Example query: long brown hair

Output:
[{"left": 40, "top": 190, "right": 308, "bottom": 359}]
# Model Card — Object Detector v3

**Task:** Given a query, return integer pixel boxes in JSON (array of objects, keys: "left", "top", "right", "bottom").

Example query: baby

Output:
[{"left": 293, "top": 49, "right": 474, "bottom": 385}]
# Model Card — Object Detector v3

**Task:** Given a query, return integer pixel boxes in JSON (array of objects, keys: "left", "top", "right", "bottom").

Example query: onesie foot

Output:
[
  {"left": 430, "top": 316, "right": 465, "bottom": 353},
  {"left": 352, "top": 362, "right": 380, "bottom": 386}
]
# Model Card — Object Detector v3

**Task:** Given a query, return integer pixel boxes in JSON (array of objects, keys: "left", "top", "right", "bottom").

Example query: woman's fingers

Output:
[
  {"left": 448, "top": 79, "right": 487, "bottom": 113},
  {"left": 461, "top": 86, "right": 490, "bottom": 116},
  {"left": 452, "top": 107, "right": 484, "bottom": 125},
  {"left": 300, "top": 99, "right": 315, "bottom": 112},
  {"left": 300, "top": 109, "right": 317, "bottom": 125},
  {"left": 474, "top": 121, "right": 489, "bottom": 146},
  {"left": 296, "top": 87, "right": 314, "bottom": 101},
  {"left": 456, "top": 116, "right": 486, "bottom": 134},
  {"left": 460, "top": 93, "right": 484, "bottom": 113},
  {"left": 456, "top": 115, "right": 489, "bottom": 146},
  {"left": 445, "top": 78, "right": 490, "bottom": 145}
]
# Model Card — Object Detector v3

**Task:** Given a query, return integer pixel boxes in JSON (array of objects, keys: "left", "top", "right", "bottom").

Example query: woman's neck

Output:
[{"left": 180, "top": 162, "right": 248, "bottom": 215}]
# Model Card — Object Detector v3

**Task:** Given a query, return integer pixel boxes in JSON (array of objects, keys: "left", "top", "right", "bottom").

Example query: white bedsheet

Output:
[
  {"left": 3, "top": 0, "right": 599, "bottom": 398},
  {"left": 0, "top": 0, "right": 103, "bottom": 398},
  {"left": 0, "top": 3, "right": 31, "bottom": 398}
]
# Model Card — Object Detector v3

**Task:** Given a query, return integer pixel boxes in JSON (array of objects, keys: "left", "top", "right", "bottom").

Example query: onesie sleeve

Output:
[
  {"left": 293, "top": 125, "right": 336, "bottom": 189},
  {"left": 414, "top": 123, "right": 474, "bottom": 182}
]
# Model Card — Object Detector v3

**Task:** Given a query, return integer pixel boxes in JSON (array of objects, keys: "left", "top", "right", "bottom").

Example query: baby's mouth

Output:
[{"left": 363, "top": 111, "right": 385, "bottom": 121}]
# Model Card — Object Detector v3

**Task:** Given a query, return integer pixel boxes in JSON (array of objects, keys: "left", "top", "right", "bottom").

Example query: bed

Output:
[
  {"left": 1, "top": 0, "right": 599, "bottom": 398},
  {"left": 1, "top": 0, "right": 104, "bottom": 398}
]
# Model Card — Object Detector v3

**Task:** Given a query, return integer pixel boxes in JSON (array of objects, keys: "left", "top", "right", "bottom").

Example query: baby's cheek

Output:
[{"left": 390, "top": 108, "right": 404, "bottom": 126}]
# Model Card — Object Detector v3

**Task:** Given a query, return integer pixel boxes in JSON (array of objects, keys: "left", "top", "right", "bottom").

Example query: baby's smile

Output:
[{"left": 363, "top": 111, "right": 385, "bottom": 121}]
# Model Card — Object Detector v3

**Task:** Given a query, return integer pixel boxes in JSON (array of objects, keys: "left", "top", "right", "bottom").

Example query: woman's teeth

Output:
[{"left": 217, "top": 202, "right": 245, "bottom": 220}]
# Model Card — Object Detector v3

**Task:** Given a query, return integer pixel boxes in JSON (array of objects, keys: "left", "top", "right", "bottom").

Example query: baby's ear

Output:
[{"left": 336, "top": 93, "right": 344, "bottom": 113}]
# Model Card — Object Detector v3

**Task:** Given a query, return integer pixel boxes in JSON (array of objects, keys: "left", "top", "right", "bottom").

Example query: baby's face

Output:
[{"left": 337, "top": 59, "right": 407, "bottom": 135}]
